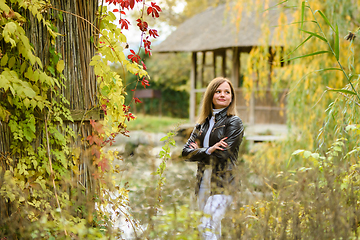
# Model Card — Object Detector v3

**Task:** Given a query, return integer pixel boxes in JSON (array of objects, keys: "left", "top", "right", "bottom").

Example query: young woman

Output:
[{"left": 182, "top": 77, "right": 244, "bottom": 239}]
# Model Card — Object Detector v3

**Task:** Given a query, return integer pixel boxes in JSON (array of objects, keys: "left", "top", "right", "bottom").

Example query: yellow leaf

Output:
[
  {"left": 0, "top": 1, "right": 11, "bottom": 13},
  {"left": 56, "top": 60, "right": 64, "bottom": 73}
]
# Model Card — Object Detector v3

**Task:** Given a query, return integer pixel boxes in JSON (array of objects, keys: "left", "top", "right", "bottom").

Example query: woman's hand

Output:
[
  {"left": 208, "top": 137, "right": 228, "bottom": 154},
  {"left": 189, "top": 141, "right": 199, "bottom": 149}
]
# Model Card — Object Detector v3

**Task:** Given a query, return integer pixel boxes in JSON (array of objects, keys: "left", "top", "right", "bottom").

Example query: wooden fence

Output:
[{"left": 0, "top": 0, "right": 99, "bottom": 223}]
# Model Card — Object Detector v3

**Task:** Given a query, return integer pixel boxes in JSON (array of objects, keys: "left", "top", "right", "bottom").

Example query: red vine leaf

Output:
[
  {"left": 141, "top": 61, "right": 147, "bottom": 70},
  {"left": 123, "top": 104, "right": 130, "bottom": 113},
  {"left": 141, "top": 78, "right": 150, "bottom": 88},
  {"left": 91, "top": 145, "right": 101, "bottom": 158},
  {"left": 101, "top": 104, "right": 107, "bottom": 115},
  {"left": 98, "top": 156, "right": 110, "bottom": 172},
  {"left": 119, "top": 18, "right": 130, "bottom": 30},
  {"left": 128, "top": 49, "right": 140, "bottom": 63},
  {"left": 86, "top": 134, "right": 94, "bottom": 145},
  {"left": 134, "top": 97, "right": 142, "bottom": 104},
  {"left": 149, "top": 29, "right": 159, "bottom": 38},
  {"left": 147, "top": 2, "right": 161, "bottom": 18},
  {"left": 136, "top": 19, "right": 148, "bottom": 32},
  {"left": 129, "top": 0, "right": 135, "bottom": 9},
  {"left": 143, "top": 37, "right": 152, "bottom": 56}
]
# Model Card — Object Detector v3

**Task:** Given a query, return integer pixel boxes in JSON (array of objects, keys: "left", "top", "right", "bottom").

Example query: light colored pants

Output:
[{"left": 198, "top": 168, "right": 233, "bottom": 240}]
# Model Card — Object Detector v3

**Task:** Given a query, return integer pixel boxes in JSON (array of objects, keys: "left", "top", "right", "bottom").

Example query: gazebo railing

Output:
[{"left": 191, "top": 88, "right": 288, "bottom": 125}]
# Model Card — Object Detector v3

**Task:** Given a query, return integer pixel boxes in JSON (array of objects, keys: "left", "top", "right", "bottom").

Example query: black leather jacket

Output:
[{"left": 182, "top": 108, "right": 244, "bottom": 195}]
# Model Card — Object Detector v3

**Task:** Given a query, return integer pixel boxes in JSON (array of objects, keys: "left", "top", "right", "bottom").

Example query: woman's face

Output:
[{"left": 212, "top": 81, "right": 232, "bottom": 109}]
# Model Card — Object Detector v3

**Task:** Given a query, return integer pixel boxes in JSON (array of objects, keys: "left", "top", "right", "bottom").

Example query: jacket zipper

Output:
[{"left": 212, "top": 125, "right": 225, "bottom": 132}]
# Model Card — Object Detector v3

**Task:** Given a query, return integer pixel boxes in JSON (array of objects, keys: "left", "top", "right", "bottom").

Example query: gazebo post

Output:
[
  {"left": 213, "top": 51, "right": 217, "bottom": 78},
  {"left": 231, "top": 47, "right": 240, "bottom": 88},
  {"left": 221, "top": 50, "right": 226, "bottom": 77},
  {"left": 190, "top": 52, "right": 197, "bottom": 123},
  {"left": 201, "top": 51, "right": 206, "bottom": 87}
]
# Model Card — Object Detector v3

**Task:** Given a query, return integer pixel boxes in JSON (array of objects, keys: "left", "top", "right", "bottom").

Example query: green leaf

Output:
[
  {"left": 8, "top": 56, "right": 16, "bottom": 69},
  {"left": 20, "top": 62, "right": 27, "bottom": 74},
  {"left": 349, "top": 74, "right": 359, "bottom": 82},
  {"left": 334, "top": 23, "right": 339, "bottom": 60},
  {"left": 301, "top": 1, "right": 305, "bottom": 30},
  {"left": 303, "top": 150, "right": 312, "bottom": 158},
  {"left": 315, "top": 10, "right": 335, "bottom": 32},
  {"left": 300, "top": 29, "right": 327, "bottom": 42},
  {"left": 286, "top": 51, "right": 331, "bottom": 62},
  {"left": 311, "top": 153, "right": 320, "bottom": 159},
  {"left": 100, "top": 85, "right": 110, "bottom": 96},
  {"left": 292, "top": 149, "right": 304, "bottom": 155},
  {"left": 345, "top": 125, "right": 358, "bottom": 131},
  {"left": 284, "top": 35, "right": 312, "bottom": 58},
  {"left": 47, "top": 66, "right": 55, "bottom": 76},
  {"left": 263, "top": 0, "right": 288, "bottom": 12},
  {"left": 23, "top": 98, "right": 30, "bottom": 108},
  {"left": 23, "top": 126, "right": 35, "bottom": 141},
  {"left": 315, "top": 68, "right": 342, "bottom": 72},
  {"left": 36, "top": 57, "right": 43, "bottom": 69},
  {"left": 298, "top": 167, "right": 312, "bottom": 172},
  {"left": 0, "top": 75, "right": 10, "bottom": 91},
  {"left": 327, "top": 89, "right": 357, "bottom": 95},
  {"left": 58, "top": 11, "right": 63, "bottom": 22},
  {"left": 32, "top": 159, "right": 38, "bottom": 169},
  {"left": 1, "top": 53, "right": 8, "bottom": 66},
  {"left": 0, "top": 106, "right": 10, "bottom": 121},
  {"left": 160, "top": 136, "right": 169, "bottom": 141},
  {"left": 92, "top": 55, "right": 102, "bottom": 61}
]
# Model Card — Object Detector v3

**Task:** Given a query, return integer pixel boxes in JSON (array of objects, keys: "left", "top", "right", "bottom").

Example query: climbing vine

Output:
[{"left": 0, "top": 0, "right": 162, "bottom": 238}]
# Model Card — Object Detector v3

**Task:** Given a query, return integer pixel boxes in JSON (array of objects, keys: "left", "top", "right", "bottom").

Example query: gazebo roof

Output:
[{"left": 154, "top": 3, "right": 291, "bottom": 53}]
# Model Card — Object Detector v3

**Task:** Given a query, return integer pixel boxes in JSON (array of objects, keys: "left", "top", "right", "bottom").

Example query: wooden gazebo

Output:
[{"left": 154, "top": 3, "right": 290, "bottom": 136}]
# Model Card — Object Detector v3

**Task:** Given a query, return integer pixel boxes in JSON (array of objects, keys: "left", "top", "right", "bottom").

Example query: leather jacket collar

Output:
[{"left": 206, "top": 106, "right": 229, "bottom": 123}]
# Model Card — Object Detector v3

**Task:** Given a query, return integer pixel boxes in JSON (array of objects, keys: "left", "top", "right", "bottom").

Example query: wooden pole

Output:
[
  {"left": 190, "top": 52, "right": 197, "bottom": 123},
  {"left": 213, "top": 51, "right": 217, "bottom": 78},
  {"left": 221, "top": 49, "right": 226, "bottom": 77},
  {"left": 201, "top": 51, "right": 206, "bottom": 88},
  {"left": 232, "top": 47, "right": 240, "bottom": 88}
]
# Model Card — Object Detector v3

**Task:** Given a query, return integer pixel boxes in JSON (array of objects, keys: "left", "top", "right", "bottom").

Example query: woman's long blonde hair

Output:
[{"left": 197, "top": 77, "right": 237, "bottom": 124}]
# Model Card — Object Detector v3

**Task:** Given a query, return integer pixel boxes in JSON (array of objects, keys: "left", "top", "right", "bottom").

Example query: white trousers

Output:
[{"left": 198, "top": 168, "right": 233, "bottom": 240}]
